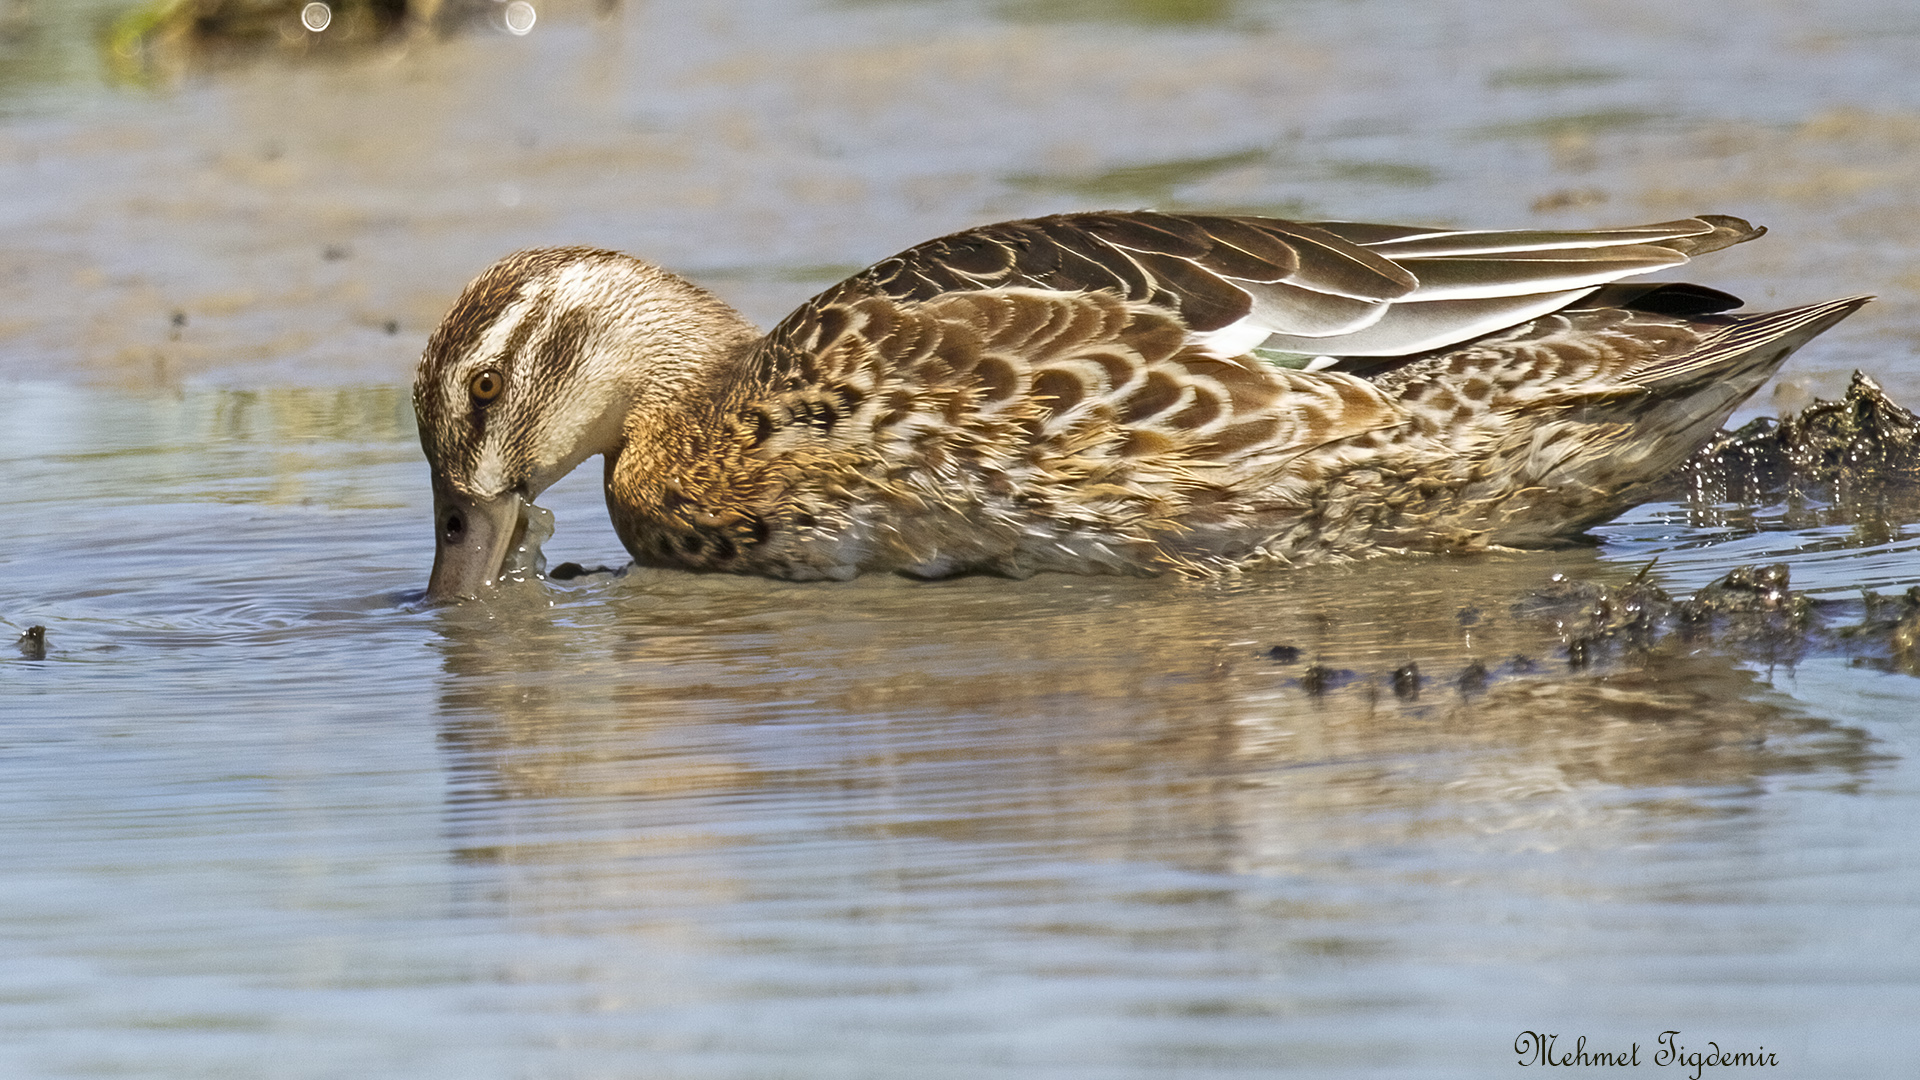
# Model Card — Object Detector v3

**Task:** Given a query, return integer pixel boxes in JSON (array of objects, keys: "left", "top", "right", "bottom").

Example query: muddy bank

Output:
[{"left": 3, "top": 0, "right": 1914, "bottom": 392}]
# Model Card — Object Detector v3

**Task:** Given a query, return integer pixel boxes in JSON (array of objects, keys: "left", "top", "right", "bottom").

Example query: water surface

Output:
[
  {"left": 4, "top": 0, "right": 1920, "bottom": 1075},
  {"left": 6, "top": 378, "right": 1918, "bottom": 1076}
]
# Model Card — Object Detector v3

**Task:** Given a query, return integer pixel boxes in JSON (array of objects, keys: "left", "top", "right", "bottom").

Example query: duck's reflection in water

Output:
[{"left": 425, "top": 551, "right": 1878, "bottom": 935}]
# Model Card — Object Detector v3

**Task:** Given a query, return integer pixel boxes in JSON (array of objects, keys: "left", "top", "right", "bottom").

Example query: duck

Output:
[{"left": 412, "top": 211, "right": 1869, "bottom": 599}]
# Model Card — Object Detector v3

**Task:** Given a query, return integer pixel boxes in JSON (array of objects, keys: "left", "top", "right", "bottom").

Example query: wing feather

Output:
[
  {"left": 1389, "top": 246, "right": 1690, "bottom": 301},
  {"left": 1351, "top": 221, "right": 1717, "bottom": 258},
  {"left": 770, "top": 210, "right": 1770, "bottom": 368}
]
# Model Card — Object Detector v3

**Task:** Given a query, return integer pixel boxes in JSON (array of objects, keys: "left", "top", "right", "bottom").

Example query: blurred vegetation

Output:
[
  {"left": 854, "top": 0, "right": 1243, "bottom": 26},
  {"left": 102, "top": 0, "right": 453, "bottom": 79},
  {"left": 109, "top": 0, "right": 412, "bottom": 51},
  {"left": 80, "top": 0, "right": 614, "bottom": 84},
  {"left": 1007, "top": 147, "right": 1273, "bottom": 203},
  {"left": 1485, "top": 65, "right": 1624, "bottom": 91},
  {"left": 0, "top": 0, "right": 128, "bottom": 110},
  {"left": 0, "top": 0, "right": 486, "bottom": 101},
  {"left": 1004, "top": 0, "right": 1236, "bottom": 23},
  {"left": 1005, "top": 144, "right": 1432, "bottom": 212}
]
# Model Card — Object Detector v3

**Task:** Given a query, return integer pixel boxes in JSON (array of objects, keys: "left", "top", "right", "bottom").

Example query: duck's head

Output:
[{"left": 412, "top": 247, "right": 757, "bottom": 601}]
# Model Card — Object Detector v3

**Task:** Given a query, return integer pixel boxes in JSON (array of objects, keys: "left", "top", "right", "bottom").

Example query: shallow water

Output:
[
  {"left": 5, "top": 0, "right": 1920, "bottom": 1075},
  {"left": 7, "top": 385, "right": 1920, "bottom": 1077}
]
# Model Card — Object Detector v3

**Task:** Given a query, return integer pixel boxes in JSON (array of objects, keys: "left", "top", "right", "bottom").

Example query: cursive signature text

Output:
[{"left": 1515, "top": 1030, "right": 1778, "bottom": 1077}]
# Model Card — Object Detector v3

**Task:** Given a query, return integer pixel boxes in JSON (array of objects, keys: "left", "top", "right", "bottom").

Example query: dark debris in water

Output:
[
  {"left": 1258, "top": 648, "right": 1571, "bottom": 705},
  {"left": 15, "top": 625, "right": 47, "bottom": 660},
  {"left": 1454, "top": 659, "right": 1490, "bottom": 696},
  {"left": 1522, "top": 563, "right": 1920, "bottom": 676},
  {"left": 548, "top": 561, "right": 621, "bottom": 582},
  {"left": 1256, "top": 564, "right": 1918, "bottom": 714},
  {"left": 1389, "top": 660, "right": 1421, "bottom": 700},
  {"left": 1299, "top": 664, "right": 1355, "bottom": 696}
]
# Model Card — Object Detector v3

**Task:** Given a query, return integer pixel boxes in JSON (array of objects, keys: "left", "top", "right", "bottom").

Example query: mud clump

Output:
[
  {"left": 15, "top": 625, "right": 47, "bottom": 661},
  {"left": 1671, "top": 371, "right": 1920, "bottom": 529},
  {"left": 1523, "top": 564, "right": 1920, "bottom": 675}
]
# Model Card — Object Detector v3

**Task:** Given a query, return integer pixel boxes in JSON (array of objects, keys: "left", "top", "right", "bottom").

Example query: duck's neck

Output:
[{"left": 530, "top": 261, "right": 762, "bottom": 497}]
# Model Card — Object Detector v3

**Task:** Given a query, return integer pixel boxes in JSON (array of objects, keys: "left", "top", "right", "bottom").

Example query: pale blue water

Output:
[{"left": 5, "top": 0, "right": 1920, "bottom": 1075}]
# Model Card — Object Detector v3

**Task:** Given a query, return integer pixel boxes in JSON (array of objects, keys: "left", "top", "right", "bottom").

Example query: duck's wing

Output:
[
  {"left": 737, "top": 212, "right": 1768, "bottom": 486},
  {"left": 775, "top": 211, "right": 1763, "bottom": 361}
]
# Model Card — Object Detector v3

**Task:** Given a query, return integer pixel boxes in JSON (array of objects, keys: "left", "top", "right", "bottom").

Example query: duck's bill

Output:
[{"left": 426, "top": 481, "right": 526, "bottom": 603}]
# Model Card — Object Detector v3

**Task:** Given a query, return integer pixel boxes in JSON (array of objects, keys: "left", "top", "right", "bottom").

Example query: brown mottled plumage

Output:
[{"left": 412, "top": 211, "right": 1868, "bottom": 598}]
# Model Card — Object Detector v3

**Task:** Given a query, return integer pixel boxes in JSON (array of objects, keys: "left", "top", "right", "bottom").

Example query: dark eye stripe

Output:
[
  {"left": 532, "top": 307, "right": 594, "bottom": 392},
  {"left": 495, "top": 293, "right": 552, "bottom": 371}
]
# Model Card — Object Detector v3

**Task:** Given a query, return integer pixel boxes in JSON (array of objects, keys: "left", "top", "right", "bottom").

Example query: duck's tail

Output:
[
  {"left": 1627, "top": 294, "right": 1874, "bottom": 393},
  {"left": 1479, "top": 294, "right": 1872, "bottom": 546}
]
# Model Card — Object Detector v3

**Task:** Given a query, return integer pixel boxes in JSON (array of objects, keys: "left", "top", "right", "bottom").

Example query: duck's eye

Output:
[{"left": 469, "top": 369, "right": 505, "bottom": 404}]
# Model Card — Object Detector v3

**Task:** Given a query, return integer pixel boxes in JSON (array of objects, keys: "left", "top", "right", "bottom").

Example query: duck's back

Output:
[{"left": 605, "top": 213, "right": 1868, "bottom": 578}]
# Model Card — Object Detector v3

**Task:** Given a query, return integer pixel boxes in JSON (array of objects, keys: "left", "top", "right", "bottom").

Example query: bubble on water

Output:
[
  {"left": 301, "top": 2, "right": 332, "bottom": 32},
  {"left": 503, "top": 1, "right": 536, "bottom": 35}
]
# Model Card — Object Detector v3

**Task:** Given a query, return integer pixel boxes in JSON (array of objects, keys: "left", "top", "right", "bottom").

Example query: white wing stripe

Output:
[{"left": 1256, "top": 288, "right": 1600, "bottom": 356}]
